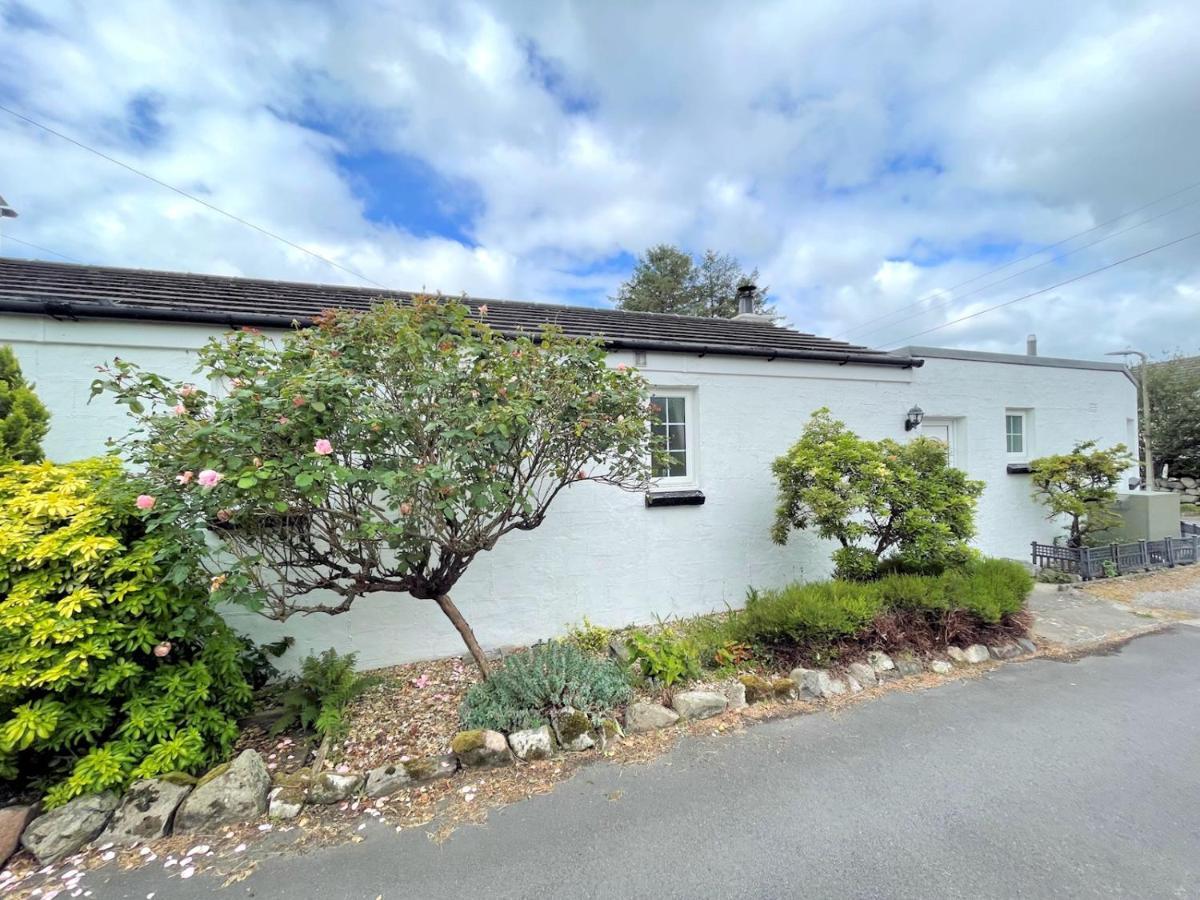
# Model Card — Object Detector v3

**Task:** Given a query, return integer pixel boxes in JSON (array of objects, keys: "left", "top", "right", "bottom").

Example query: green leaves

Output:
[
  {"left": 772, "top": 408, "right": 984, "bottom": 577},
  {"left": 270, "top": 649, "right": 381, "bottom": 740},
  {"left": 0, "top": 345, "right": 50, "bottom": 464},
  {"left": 1029, "top": 441, "right": 1133, "bottom": 547},
  {"left": 1, "top": 700, "right": 63, "bottom": 751},
  {"left": 92, "top": 297, "right": 655, "bottom": 672},
  {"left": 0, "top": 459, "right": 251, "bottom": 806}
]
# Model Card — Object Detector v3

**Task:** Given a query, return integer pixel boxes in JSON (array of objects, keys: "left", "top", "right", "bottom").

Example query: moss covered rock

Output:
[
  {"left": 452, "top": 730, "right": 512, "bottom": 768},
  {"left": 553, "top": 708, "right": 597, "bottom": 752},
  {"left": 599, "top": 718, "right": 624, "bottom": 749},
  {"left": 508, "top": 725, "right": 556, "bottom": 761},
  {"left": 308, "top": 771, "right": 363, "bottom": 805},
  {"left": 269, "top": 784, "right": 305, "bottom": 819},
  {"left": 365, "top": 755, "right": 456, "bottom": 798},
  {"left": 738, "top": 674, "right": 774, "bottom": 704}
]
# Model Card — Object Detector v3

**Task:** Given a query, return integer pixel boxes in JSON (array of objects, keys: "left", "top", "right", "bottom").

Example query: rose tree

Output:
[{"left": 93, "top": 298, "right": 655, "bottom": 676}]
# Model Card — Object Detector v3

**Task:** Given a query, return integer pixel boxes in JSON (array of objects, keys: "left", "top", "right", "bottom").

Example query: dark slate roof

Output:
[{"left": 0, "top": 258, "right": 919, "bottom": 368}]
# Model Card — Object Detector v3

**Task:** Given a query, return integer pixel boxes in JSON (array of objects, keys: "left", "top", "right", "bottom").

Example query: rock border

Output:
[{"left": 3, "top": 639, "right": 1036, "bottom": 867}]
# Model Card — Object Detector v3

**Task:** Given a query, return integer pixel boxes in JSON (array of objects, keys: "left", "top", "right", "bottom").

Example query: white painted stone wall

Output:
[{"left": 3, "top": 314, "right": 1137, "bottom": 669}]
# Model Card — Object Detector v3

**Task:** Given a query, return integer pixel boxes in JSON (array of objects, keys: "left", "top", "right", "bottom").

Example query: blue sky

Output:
[{"left": 1, "top": 0, "right": 1199, "bottom": 357}]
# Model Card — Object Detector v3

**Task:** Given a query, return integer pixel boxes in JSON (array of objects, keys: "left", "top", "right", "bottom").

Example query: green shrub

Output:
[
  {"left": 271, "top": 649, "right": 381, "bottom": 740},
  {"left": 734, "top": 582, "right": 885, "bottom": 647},
  {"left": 0, "top": 458, "right": 251, "bottom": 807},
  {"left": 1029, "top": 441, "right": 1133, "bottom": 548},
  {"left": 874, "top": 573, "right": 949, "bottom": 612},
  {"left": 626, "top": 628, "right": 702, "bottom": 686},
  {"left": 678, "top": 614, "right": 747, "bottom": 669},
  {"left": 771, "top": 408, "right": 983, "bottom": 576},
  {"left": 832, "top": 546, "right": 880, "bottom": 582},
  {"left": 564, "top": 617, "right": 613, "bottom": 657},
  {"left": 734, "top": 558, "right": 1032, "bottom": 649},
  {"left": 939, "top": 559, "right": 1032, "bottom": 623},
  {"left": 0, "top": 347, "right": 50, "bottom": 464},
  {"left": 460, "top": 641, "right": 632, "bottom": 732}
]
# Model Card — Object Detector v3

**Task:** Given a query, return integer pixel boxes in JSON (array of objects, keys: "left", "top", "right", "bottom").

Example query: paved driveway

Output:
[{"left": 89, "top": 626, "right": 1200, "bottom": 900}]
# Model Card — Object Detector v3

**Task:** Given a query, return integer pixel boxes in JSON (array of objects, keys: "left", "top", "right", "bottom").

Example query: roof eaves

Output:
[{"left": 0, "top": 295, "right": 922, "bottom": 368}]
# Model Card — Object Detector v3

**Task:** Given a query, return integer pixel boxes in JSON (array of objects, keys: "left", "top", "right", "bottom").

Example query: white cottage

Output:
[{"left": 0, "top": 258, "right": 1137, "bottom": 667}]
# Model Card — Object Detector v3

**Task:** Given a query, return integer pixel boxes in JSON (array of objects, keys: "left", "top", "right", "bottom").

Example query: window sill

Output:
[{"left": 645, "top": 489, "right": 706, "bottom": 508}]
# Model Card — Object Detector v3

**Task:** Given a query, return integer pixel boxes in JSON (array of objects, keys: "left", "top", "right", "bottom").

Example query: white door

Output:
[{"left": 920, "top": 418, "right": 956, "bottom": 466}]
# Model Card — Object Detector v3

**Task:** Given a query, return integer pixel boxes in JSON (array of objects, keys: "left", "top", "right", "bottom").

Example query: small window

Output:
[
  {"left": 649, "top": 390, "right": 695, "bottom": 484},
  {"left": 1005, "top": 412, "right": 1026, "bottom": 456}
]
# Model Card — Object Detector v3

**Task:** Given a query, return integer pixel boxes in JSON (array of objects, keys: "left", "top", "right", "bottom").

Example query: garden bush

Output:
[
  {"left": 271, "top": 648, "right": 381, "bottom": 740},
  {"left": 940, "top": 558, "right": 1033, "bottom": 623},
  {"left": 626, "top": 627, "right": 702, "bottom": 686},
  {"left": 0, "top": 346, "right": 50, "bottom": 464},
  {"left": 460, "top": 641, "right": 631, "bottom": 732},
  {"left": 730, "top": 558, "right": 1032, "bottom": 652},
  {"left": 564, "top": 617, "right": 613, "bottom": 657},
  {"left": 0, "top": 458, "right": 251, "bottom": 807},
  {"left": 732, "top": 582, "right": 885, "bottom": 648},
  {"left": 771, "top": 408, "right": 983, "bottom": 579}
]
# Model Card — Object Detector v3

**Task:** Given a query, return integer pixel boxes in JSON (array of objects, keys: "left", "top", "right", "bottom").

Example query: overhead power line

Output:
[
  {"left": 849, "top": 193, "right": 1200, "bottom": 345},
  {"left": 835, "top": 177, "right": 1200, "bottom": 340},
  {"left": 875, "top": 227, "right": 1200, "bottom": 349},
  {"left": 0, "top": 234, "right": 83, "bottom": 263},
  {"left": 0, "top": 103, "right": 388, "bottom": 289}
]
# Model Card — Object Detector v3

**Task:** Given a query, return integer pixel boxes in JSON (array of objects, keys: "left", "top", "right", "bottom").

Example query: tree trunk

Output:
[{"left": 435, "top": 593, "right": 491, "bottom": 679}]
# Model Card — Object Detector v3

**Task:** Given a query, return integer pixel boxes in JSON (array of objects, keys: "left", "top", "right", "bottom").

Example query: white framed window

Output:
[
  {"left": 648, "top": 388, "right": 697, "bottom": 487},
  {"left": 1005, "top": 410, "right": 1029, "bottom": 458}
]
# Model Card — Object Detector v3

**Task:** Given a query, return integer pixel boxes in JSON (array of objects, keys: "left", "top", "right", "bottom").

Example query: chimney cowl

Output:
[{"left": 1026, "top": 334, "right": 1038, "bottom": 357}]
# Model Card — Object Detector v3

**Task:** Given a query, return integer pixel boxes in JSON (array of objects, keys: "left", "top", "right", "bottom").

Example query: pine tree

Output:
[
  {"left": 613, "top": 244, "right": 773, "bottom": 318},
  {"left": 0, "top": 345, "right": 50, "bottom": 463}
]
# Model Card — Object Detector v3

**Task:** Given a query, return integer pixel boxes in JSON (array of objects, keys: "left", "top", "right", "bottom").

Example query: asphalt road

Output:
[{"left": 94, "top": 627, "right": 1200, "bottom": 899}]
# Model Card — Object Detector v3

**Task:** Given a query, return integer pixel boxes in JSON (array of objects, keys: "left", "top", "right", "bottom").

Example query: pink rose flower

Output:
[
  {"left": 153, "top": 641, "right": 172, "bottom": 658},
  {"left": 216, "top": 508, "right": 233, "bottom": 522},
  {"left": 292, "top": 395, "right": 306, "bottom": 407},
  {"left": 278, "top": 416, "right": 290, "bottom": 426},
  {"left": 478, "top": 304, "right": 489, "bottom": 316},
  {"left": 314, "top": 439, "right": 334, "bottom": 455},
  {"left": 615, "top": 363, "right": 628, "bottom": 371},
  {"left": 172, "top": 403, "right": 187, "bottom": 415},
  {"left": 399, "top": 501, "right": 413, "bottom": 516},
  {"left": 176, "top": 471, "right": 194, "bottom": 485},
  {"left": 135, "top": 494, "right": 156, "bottom": 510},
  {"left": 179, "top": 384, "right": 197, "bottom": 398},
  {"left": 197, "top": 469, "right": 222, "bottom": 488}
]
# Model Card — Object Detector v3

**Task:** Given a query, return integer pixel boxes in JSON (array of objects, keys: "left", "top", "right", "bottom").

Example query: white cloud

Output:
[{"left": 1, "top": 0, "right": 1199, "bottom": 358}]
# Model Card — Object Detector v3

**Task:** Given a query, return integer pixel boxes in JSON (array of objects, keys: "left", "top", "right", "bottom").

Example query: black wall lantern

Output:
[{"left": 904, "top": 405, "right": 924, "bottom": 431}]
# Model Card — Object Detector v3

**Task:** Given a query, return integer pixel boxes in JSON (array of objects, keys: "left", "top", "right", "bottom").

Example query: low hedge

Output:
[{"left": 723, "top": 558, "right": 1032, "bottom": 651}]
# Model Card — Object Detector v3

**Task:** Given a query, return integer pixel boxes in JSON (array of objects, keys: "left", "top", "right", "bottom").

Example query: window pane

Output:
[
  {"left": 668, "top": 451, "right": 687, "bottom": 477},
  {"left": 1006, "top": 414, "right": 1023, "bottom": 453},
  {"left": 649, "top": 392, "right": 690, "bottom": 479},
  {"left": 667, "top": 424, "right": 686, "bottom": 451}
]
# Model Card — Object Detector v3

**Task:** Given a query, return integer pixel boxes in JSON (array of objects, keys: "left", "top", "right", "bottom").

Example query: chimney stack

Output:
[
  {"left": 1026, "top": 333, "right": 1038, "bottom": 357},
  {"left": 737, "top": 283, "right": 756, "bottom": 316}
]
